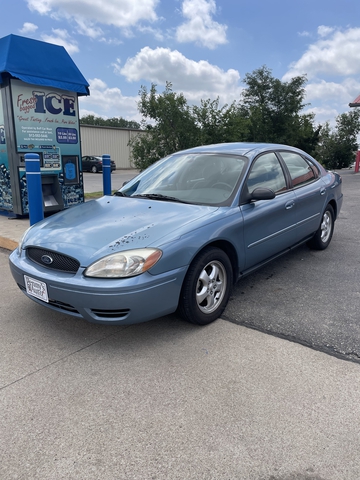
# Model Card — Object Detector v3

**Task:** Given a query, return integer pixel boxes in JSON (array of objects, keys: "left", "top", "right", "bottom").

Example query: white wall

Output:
[{"left": 80, "top": 125, "right": 144, "bottom": 169}]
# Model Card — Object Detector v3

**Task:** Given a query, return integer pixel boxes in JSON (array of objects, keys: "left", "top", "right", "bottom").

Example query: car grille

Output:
[
  {"left": 48, "top": 299, "right": 80, "bottom": 314},
  {"left": 26, "top": 247, "right": 80, "bottom": 273},
  {"left": 18, "top": 284, "right": 80, "bottom": 315}
]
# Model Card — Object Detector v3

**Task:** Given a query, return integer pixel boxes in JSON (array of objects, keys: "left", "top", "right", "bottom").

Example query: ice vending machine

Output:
[{"left": 0, "top": 34, "right": 89, "bottom": 216}]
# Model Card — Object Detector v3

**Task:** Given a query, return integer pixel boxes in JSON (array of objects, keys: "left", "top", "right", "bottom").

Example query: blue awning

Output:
[{"left": 0, "top": 34, "right": 89, "bottom": 96}]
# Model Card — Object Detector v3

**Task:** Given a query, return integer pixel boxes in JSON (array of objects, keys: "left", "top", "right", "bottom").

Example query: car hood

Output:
[{"left": 24, "top": 196, "right": 218, "bottom": 265}]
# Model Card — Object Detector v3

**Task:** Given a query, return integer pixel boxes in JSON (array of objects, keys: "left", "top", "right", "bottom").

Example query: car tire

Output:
[
  {"left": 307, "top": 204, "right": 334, "bottom": 250},
  {"left": 91, "top": 165, "right": 98, "bottom": 173},
  {"left": 178, "top": 247, "right": 233, "bottom": 325}
]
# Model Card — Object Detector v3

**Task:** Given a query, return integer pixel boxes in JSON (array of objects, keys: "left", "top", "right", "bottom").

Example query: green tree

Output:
[
  {"left": 128, "top": 66, "right": 360, "bottom": 171},
  {"left": 241, "top": 66, "right": 319, "bottom": 153},
  {"left": 293, "top": 113, "right": 322, "bottom": 157},
  {"left": 241, "top": 66, "right": 275, "bottom": 141},
  {"left": 315, "top": 109, "right": 360, "bottom": 169},
  {"left": 129, "top": 82, "right": 200, "bottom": 170},
  {"left": 192, "top": 98, "right": 249, "bottom": 145},
  {"left": 80, "top": 114, "right": 140, "bottom": 129}
]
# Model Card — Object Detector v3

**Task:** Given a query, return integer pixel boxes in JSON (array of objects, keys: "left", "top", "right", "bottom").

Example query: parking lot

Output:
[
  {"left": 82, "top": 169, "right": 139, "bottom": 194},
  {"left": 83, "top": 169, "right": 360, "bottom": 363},
  {"left": 226, "top": 169, "right": 360, "bottom": 362},
  {"left": 1, "top": 169, "right": 360, "bottom": 479}
]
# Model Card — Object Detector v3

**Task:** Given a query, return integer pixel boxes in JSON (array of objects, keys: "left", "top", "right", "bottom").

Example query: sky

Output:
[{"left": 2, "top": 0, "right": 360, "bottom": 128}]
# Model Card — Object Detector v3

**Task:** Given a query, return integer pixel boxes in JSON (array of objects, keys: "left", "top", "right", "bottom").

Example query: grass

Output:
[{"left": 85, "top": 190, "right": 117, "bottom": 200}]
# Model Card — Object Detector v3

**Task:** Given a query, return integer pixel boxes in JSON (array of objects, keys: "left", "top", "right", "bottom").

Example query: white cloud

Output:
[
  {"left": 73, "top": 18, "right": 103, "bottom": 39},
  {"left": 317, "top": 25, "right": 335, "bottom": 37},
  {"left": 302, "top": 77, "right": 360, "bottom": 126},
  {"left": 112, "top": 58, "right": 123, "bottom": 76},
  {"left": 284, "top": 27, "right": 360, "bottom": 81},
  {"left": 119, "top": 47, "right": 241, "bottom": 103},
  {"left": 27, "top": 0, "right": 159, "bottom": 34},
  {"left": 137, "top": 25, "right": 165, "bottom": 42},
  {"left": 41, "top": 28, "right": 79, "bottom": 54},
  {"left": 79, "top": 78, "right": 140, "bottom": 120},
  {"left": 306, "top": 78, "right": 360, "bottom": 105},
  {"left": 283, "top": 26, "right": 360, "bottom": 124},
  {"left": 176, "top": 0, "right": 227, "bottom": 49},
  {"left": 26, "top": 0, "right": 51, "bottom": 15},
  {"left": 19, "top": 22, "right": 38, "bottom": 34},
  {"left": 304, "top": 106, "right": 340, "bottom": 127}
]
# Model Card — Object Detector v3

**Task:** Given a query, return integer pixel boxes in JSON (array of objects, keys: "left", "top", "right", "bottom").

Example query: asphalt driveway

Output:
[{"left": 224, "top": 169, "right": 360, "bottom": 363}]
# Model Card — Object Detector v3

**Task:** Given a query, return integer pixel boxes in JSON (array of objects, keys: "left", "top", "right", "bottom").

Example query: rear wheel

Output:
[
  {"left": 91, "top": 165, "right": 98, "bottom": 173},
  {"left": 178, "top": 247, "right": 233, "bottom": 325},
  {"left": 307, "top": 204, "right": 334, "bottom": 250}
]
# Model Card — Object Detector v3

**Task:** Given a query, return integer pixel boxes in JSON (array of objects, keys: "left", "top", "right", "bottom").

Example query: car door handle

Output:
[
  {"left": 320, "top": 187, "right": 326, "bottom": 195},
  {"left": 285, "top": 200, "right": 295, "bottom": 210}
]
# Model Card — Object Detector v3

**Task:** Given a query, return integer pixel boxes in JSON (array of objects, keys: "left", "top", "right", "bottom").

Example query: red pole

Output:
[{"left": 355, "top": 151, "right": 360, "bottom": 173}]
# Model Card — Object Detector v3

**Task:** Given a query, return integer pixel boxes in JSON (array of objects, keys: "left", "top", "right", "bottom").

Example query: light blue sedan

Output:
[{"left": 9, "top": 143, "right": 343, "bottom": 325}]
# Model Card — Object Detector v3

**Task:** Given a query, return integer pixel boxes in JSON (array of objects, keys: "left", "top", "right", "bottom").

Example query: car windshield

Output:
[{"left": 118, "top": 153, "right": 247, "bottom": 206}]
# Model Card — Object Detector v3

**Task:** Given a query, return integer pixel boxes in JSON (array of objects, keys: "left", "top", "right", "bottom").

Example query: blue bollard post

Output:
[
  {"left": 25, "top": 153, "right": 44, "bottom": 226},
  {"left": 102, "top": 154, "right": 112, "bottom": 195}
]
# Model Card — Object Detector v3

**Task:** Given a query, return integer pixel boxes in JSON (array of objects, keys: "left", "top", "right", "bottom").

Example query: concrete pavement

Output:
[
  {"left": 2, "top": 245, "right": 360, "bottom": 479},
  {"left": 0, "top": 213, "right": 29, "bottom": 250}
]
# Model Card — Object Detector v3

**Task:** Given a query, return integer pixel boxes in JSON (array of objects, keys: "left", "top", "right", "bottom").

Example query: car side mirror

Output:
[{"left": 250, "top": 187, "right": 276, "bottom": 201}]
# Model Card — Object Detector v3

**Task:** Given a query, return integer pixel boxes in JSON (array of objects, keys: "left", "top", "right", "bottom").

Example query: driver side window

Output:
[{"left": 246, "top": 153, "right": 287, "bottom": 194}]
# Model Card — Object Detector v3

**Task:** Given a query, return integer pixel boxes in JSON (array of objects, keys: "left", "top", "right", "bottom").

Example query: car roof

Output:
[{"left": 179, "top": 142, "right": 309, "bottom": 158}]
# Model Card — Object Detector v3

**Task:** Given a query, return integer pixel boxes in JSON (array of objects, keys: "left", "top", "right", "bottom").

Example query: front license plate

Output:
[{"left": 24, "top": 275, "right": 49, "bottom": 303}]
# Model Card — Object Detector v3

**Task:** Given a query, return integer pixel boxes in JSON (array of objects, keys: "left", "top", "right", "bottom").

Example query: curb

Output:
[{"left": 0, "top": 236, "right": 18, "bottom": 251}]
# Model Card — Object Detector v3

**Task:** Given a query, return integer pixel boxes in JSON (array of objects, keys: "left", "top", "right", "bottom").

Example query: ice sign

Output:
[{"left": 56, "top": 127, "right": 78, "bottom": 144}]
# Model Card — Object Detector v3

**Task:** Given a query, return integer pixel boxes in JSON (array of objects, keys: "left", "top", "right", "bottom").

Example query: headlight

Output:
[
  {"left": 84, "top": 248, "right": 162, "bottom": 278},
  {"left": 18, "top": 226, "right": 32, "bottom": 253}
]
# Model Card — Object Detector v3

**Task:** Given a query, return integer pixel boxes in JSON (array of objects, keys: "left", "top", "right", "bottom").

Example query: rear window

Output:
[{"left": 280, "top": 152, "right": 317, "bottom": 187}]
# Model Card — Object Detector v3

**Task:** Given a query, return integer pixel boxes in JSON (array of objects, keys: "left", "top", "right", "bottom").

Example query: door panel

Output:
[
  {"left": 292, "top": 180, "right": 326, "bottom": 237},
  {"left": 279, "top": 151, "right": 325, "bottom": 238},
  {"left": 241, "top": 191, "right": 298, "bottom": 269},
  {"left": 241, "top": 152, "right": 298, "bottom": 270}
]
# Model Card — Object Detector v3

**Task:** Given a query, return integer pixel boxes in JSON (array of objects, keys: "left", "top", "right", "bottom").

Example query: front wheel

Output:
[
  {"left": 307, "top": 204, "right": 334, "bottom": 250},
  {"left": 178, "top": 247, "right": 233, "bottom": 325}
]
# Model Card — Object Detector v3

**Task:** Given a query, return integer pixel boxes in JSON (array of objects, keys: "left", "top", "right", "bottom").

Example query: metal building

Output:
[{"left": 80, "top": 125, "right": 144, "bottom": 169}]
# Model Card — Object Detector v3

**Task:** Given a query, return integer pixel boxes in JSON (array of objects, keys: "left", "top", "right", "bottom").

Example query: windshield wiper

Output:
[
  {"left": 132, "top": 193, "right": 189, "bottom": 203},
  {"left": 113, "top": 191, "right": 127, "bottom": 197}
]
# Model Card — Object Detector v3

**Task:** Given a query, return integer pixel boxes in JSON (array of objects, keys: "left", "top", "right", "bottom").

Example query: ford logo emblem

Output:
[{"left": 41, "top": 255, "right": 53, "bottom": 265}]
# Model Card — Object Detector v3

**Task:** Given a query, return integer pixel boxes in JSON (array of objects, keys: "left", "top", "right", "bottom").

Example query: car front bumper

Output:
[{"left": 9, "top": 249, "right": 187, "bottom": 325}]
